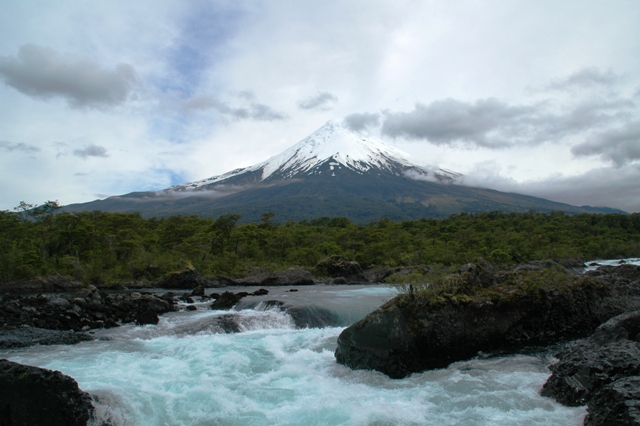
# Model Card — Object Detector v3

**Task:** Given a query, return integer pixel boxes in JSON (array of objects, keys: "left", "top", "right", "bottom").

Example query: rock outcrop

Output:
[
  {"left": 541, "top": 311, "right": 640, "bottom": 425},
  {"left": 0, "top": 327, "right": 93, "bottom": 349},
  {"left": 0, "top": 285, "right": 176, "bottom": 332},
  {"left": 0, "top": 275, "right": 83, "bottom": 295},
  {"left": 585, "top": 377, "right": 640, "bottom": 425},
  {"left": 316, "top": 256, "right": 365, "bottom": 283},
  {"left": 239, "top": 267, "right": 315, "bottom": 286},
  {"left": 0, "top": 359, "right": 94, "bottom": 426},
  {"left": 156, "top": 268, "right": 210, "bottom": 289},
  {"left": 335, "top": 263, "right": 640, "bottom": 379}
]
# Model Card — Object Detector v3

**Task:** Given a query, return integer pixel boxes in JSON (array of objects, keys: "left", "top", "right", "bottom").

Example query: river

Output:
[{"left": 0, "top": 283, "right": 589, "bottom": 425}]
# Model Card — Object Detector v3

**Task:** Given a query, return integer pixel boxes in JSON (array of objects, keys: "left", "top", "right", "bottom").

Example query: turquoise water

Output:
[{"left": 0, "top": 286, "right": 586, "bottom": 425}]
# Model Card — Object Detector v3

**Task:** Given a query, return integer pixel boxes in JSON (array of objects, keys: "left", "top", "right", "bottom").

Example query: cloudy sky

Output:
[{"left": 1, "top": 0, "right": 639, "bottom": 212}]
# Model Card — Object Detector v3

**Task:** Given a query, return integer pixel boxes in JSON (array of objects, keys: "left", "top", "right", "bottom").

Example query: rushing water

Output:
[{"left": 1, "top": 285, "right": 587, "bottom": 425}]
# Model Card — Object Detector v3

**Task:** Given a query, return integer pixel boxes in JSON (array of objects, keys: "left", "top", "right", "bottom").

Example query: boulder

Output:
[
  {"left": 0, "top": 359, "right": 94, "bottom": 426},
  {"left": 190, "top": 285, "right": 205, "bottom": 297},
  {"left": 335, "top": 270, "right": 640, "bottom": 379},
  {"left": 0, "top": 286, "right": 176, "bottom": 335},
  {"left": 271, "top": 268, "right": 314, "bottom": 285},
  {"left": 541, "top": 310, "right": 640, "bottom": 421},
  {"left": 0, "top": 327, "right": 93, "bottom": 349},
  {"left": 210, "top": 292, "right": 249, "bottom": 310},
  {"left": 585, "top": 377, "right": 640, "bottom": 425},
  {"left": 316, "top": 256, "right": 365, "bottom": 282},
  {"left": 157, "top": 268, "right": 209, "bottom": 289},
  {"left": 541, "top": 339, "right": 640, "bottom": 406},
  {"left": 239, "top": 268, "right": 315, "bottom": 286}
]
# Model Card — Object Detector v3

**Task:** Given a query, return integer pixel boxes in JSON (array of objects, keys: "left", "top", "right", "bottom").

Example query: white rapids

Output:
[{"left": 1, "top": 285, "right": 587, "bottom": 425}]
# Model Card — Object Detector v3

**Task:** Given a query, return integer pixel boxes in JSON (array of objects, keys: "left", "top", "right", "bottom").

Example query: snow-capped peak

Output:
[
  {"left": 258, "top": 119, "right": 415, "bottom": 179},
  {"left": 174, "top": 120, "right": 458, "bottom": 190}
]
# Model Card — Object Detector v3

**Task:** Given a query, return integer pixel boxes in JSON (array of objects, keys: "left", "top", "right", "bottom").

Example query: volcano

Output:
[{"left": 64, "top": 120, "right": 621, "bottom": 222}]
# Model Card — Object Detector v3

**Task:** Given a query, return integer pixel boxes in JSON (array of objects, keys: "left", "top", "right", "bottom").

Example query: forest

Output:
[{"left": 1, "top": 200, "right": 639, "bottom": 285}]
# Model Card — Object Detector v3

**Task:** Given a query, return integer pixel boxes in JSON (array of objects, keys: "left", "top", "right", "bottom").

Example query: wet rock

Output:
[
  {"left": 335, "top": 270, "right": 640, "bottom": 379},
  {"left": 0, "top": 327, "right": 93, "bottom": 349},
  {"left": 541, "top": 339, "right": 640, "bottom": 406},
  {"left": 0, "top": 359, "right": 94, "bottom": 426},
  {"left": 48, "top": 297, "right": 70, "bottom": 308},
  {"left": 210, "top": 292, "right": 249, "bottom": 310},
  {"left": 542, "top": 311, "right": 640, "bottom": 411},
  {"left": 179, "top": 295, "right": 195, "bottom": 304},
  {"left": 585, "top": 377, "right": 640, "bottom": 425},
  {"left": 185, "top": 305, "right": 197, "bottom": 311},
  {"left": 0, "top": 285, "right": 176, "bottom": 336},
  {"left": 253, "top": 289, "right": 269, "bottom": 296},
  {"left": 190, "top": 285, "right": 205, "bottom": 297},
  {"left": 135, "top": 310, "right": 159, "bottom": 325}
]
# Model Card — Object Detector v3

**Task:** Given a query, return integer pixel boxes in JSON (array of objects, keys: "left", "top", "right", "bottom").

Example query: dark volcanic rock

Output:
[
  {"left": 157, "top": 268, "right": 209, "bottom": 289},
  {"left": 210, "top": 292, "right": 249, "bottom": 310},
  {"left": 190, "top": 285, "right": 205, "bottom": 297},
  {"left": 239, "top": 268, "right": 315, "bottom": 286},
  {"left": 135, "top": 309, "right": 160, "bottom": 325},
  {"left": 541, "top": 339, "right": 640, "bottom": 406},
  {"left": 316, "top": 256, "right": 365, "bottom": 282},
  {"left": 0, "top": 286, "right": 176, "bottom": 337},
  {"left": 0, "top": 327, "right": 92, "bottom": 349},
  {"left": 541, "top": 310, "right": 640, "bottom": 424},
  {"left": 0, "top": 359, "right": 94, "bottom": 426},
  {"left": 0, "top": 275, "right": 83, "bottom": 295},
  {"left": 585, "top": 377, "right": 640, "bottom": 425},
  {"left": 335, "top": 268, "right": 640, "bottom": 379}
]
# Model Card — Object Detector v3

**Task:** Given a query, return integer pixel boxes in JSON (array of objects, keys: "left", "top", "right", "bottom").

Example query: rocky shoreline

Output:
[
  {"left": 2, "top": 259, "right": 640, "bottom": 425},
  {"left": 335, "top": 262, "right": 640, "bottom": 425},
  {"left": 0, "top": 359, "right": 94, "bottom": 426},
  {"left": 0, "top": 256, "right": 422, "bottom": 295}
]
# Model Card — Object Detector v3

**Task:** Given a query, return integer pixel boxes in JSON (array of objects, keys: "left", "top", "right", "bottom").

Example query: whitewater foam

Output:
[{"left": 0, "top": 285, "right": 591, "bottom": 425}]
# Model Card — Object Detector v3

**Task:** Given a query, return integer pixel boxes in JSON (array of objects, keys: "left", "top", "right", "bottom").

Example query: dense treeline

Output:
[{"left": 1, "top": 201, "right": 639, "bottom": 285}]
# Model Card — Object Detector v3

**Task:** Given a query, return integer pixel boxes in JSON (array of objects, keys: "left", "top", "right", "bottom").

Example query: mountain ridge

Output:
[{"left": 64, "top": 120, "right": 625, "bottom": 222}]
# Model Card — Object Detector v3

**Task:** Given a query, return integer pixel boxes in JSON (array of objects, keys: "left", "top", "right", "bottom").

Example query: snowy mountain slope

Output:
[
  {"left": 63, "top": 119, "right": 624, "bottom": 222},
  {"left": 172, "top": 120, "right": 460, "bottom": 191}
]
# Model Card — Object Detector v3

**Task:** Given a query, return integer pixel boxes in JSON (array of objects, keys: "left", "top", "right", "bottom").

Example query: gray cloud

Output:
[
  {"left": 380, "top": 92, "right": 637, "bottom": 150},
  {"left": 0, "top": 141, "right": 40, "bottom": 153},
  {"left": 343, "top": 112, "right": 380, "bottom": 131},
  {"left": 297, "top": 92, "right": 338, "bottom": 110},
  {"left": 180, "top": 94, "right": 287, "bottom": 121},
  {"left": 548, "top": 67, "right": 619, "bottom": 91},
  {"left": 73, "top": 144, "right": 109, "bottom": 159},
  {"left": 0, "top": 44, "right": 137, "bottom": 108},
  {"left": 381, "top": 98, "right": 535, "bottom": 148},
  {"left": 572, "top": 120, "right": 640, "bottom": 166},
  {"left": 460, "top": 162, "right": 640, "bottom": 213}
]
